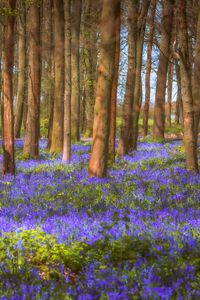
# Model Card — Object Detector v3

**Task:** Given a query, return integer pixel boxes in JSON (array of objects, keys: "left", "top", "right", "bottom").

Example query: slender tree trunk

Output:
[
  {"left": 193, "top": 7, "right": 200, "bottom": 141},
  {"left": 50, "top": 0, "right": 64, "bottom": 152},
  {"left": 2, "top": 0, "right": 16, "bottom": 175},
  {"left": 108, "top": 0, "right": 120, "bottom": 161},
  {"left": 47, "top": 0, "right": 54, "bottom": 149},
  {"left": 166, "top": 59, "right": 174, "bottom": 127},
  {"left": 89, "top": 0, "right": 120, "bottom": 177},
  {"left": 14, "top": 4, "right": 26, "bottom": 138},
  {"left": 82, "top": 0, "right": 97, "bottom": 138},
  {"left": 24, "top": 3, "right": 41, "bottom": 157},
  {"left": 117, "top": 0, "right": 138, "bottom": 156},
  {"left": 153, "top": 0, "right": 174, "bottom": 139},
  {"left": 177, "top": 0, "right": 199, "bottom": 172},
  {"left": 175, "top": 61, "right": 183, "bottom": 125},
  {"left": 63, "top": 0, "right": 71, "bottom": 162},
  {"left": 131, "top": 0, "right": 150, "bottom": 150},
  {"left": 143, "top": 0, "right": 157, "bottom": 137},
  {"left": 71, "top": 0, "right": 82, "bottom": 142}
]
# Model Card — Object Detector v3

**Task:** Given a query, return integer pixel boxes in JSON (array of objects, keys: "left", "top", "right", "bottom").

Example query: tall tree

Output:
[
  {"left": 166, "top": 58, "right": 174, "bottom": 127},
  {"left": 82, "top": 0, "right": 97, "bottom": 138},
  {"left": 177, "top": 0, "right": 199, "bottom": 172},
  {"left": 71, "top": 0, "right": 82, "bottom": 142},
  {"left": 89, "top": 0, "right": 120, "bottom": 177},
  {"left": 24, "top": 2, "right": 41, "bottom": 157},
  {"left": 14, "top": 2, "right": 26, "bottom": 138},
  {"left": 193, "top": 4, "right": 200, "bottom": 141},
  {"left": 143, "top": 0, "right": 157, "bottom": 136},
  {"left": 2, "top": 0, "right": 16, "bottom": 175},
  {"left": 63, "top": 0, "right": 71, "bottom": 162},
  {"left": 50, "top": 0, "right": 64, "bottom": 152},
  {"left": 117, "top": 0, "right": 138, "bottom": 156},
  {"left": 108, "top": 0, "right": 121, "bottom": 161},
  {"left": 131, "top": 0, "right": 150, "bottom": 150},
  {"left": 175, "top": 61, "right": 183, "bottom": 125},
  {"left": 153, "top": 0, "right": 174, "bottom": 139}
]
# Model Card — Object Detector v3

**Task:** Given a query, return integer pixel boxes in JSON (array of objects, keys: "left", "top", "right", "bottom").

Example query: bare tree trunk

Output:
[
  {"left": 50, "top": 0, "right": 64, "bottom": 153},
  {"left": 193, "top": 7, "right": 200, "bottom": 141},
  {"left": 82, "top": 0, "right": 97, "bottom": 138},
  {"left": 131, "top": 0, "right": 150, "bottom": 150},
  {"left": 2, "top": 0, "right": 16, "bottom": 175},
  {"left": 143, "top": 0, "right": 157, "bottom": 136},
  {"left": 177, "top": 0, "right": 199, "bottom": 172},
  {"left": 166, "top": 59, "right": 174, "bottom": 127},
  {"left": 63, "top": 0, "right": 71, "bottom": 162},
  {"left": 24, "top": 3, "right": 41, "bottom": 157},
  {"left": 47, "top": 0, "right": 54, "bottom": 149},
  {"left": 71, "top": 0, "right": 82, "bottom": 142},
  {"left": 14, "top": 3, "right": 26, "bottom": 138},
  {"left": 153, "top": 0, "right": 174, "bottom": 139},
  {"left": 117, "top": 0, "right": 138, "bottom": 156},
  {"left": 108, "top": 0, "right": 120, "bottom": 161},
  {"left": 175, "top": 61, "right": 183, "bottom": 125},
  {"left": 89, "top": 0, "right": 120, "bottom": 177}
]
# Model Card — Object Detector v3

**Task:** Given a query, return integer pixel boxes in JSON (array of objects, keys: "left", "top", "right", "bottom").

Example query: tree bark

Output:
[
  {"left": 131, "top": 0, "right": 150, "bottom": 150},
  {"left": 117, "top": 0, "right": 138, "bottom": 156},
  {"left": 175, "top": 61, "right": 183, "bottom": 125},
  {"left": 108, "top": 0, "right": 120, "bottom": 161},
  {"left": 2, "top": 0, "right": 16, "bottom": 175},
  {"left": 24, "top": 3, "right": 41, "bottom": 157},
  {"left": 14, "top": 3, "right": 26, "bottom": 138},
  {"left": 193, "top": 6, "right": 200, "bottom": 141},
  {"left": 143, "top": 0, "right": 157, "bottom": 137},
  {"left": 89, "top": 0, "right": 120, "bottom": 177},
  {"left": 50, "top": 0, "right": 64, "bottom": 152},
  {"left": 71, "top": 0, "right": 82, "bottom": 142},
  {"left": 166, "top": 59, "right": 174, "bottom": 127},
  {"left": 63, "top": 0, "right": 71, "bottom": 162},
  {"left": 153, "top": 0, "right": 174, "bottom": 139},
  {"left": 177, "top": 0, "right": 199, "bottom": 172}
]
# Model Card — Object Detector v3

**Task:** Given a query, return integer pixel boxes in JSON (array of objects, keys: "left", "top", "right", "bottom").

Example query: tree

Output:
[
  {"left": 143, "top": 0, "right": 157, "bottom": 136},
  {"left": 63, "top": 0, "right": 71, "bottom": 162},
  {"left": 108, "top": 0, "right": 121, "bottom": 161},
  {"left": 2, "top": 0, "right": 16, "bottom": 175},
  {"left": 50, "top": 0, "right": 64, "bottom": 152},
  {"left": 89, "top": 0, "right": 120, "bottom": 177},
  {"left": 177, "top": 0, "right": 199, "bottom": 172},
  {"left": 117, "top": 0, "right": 138, "bottom": 156},
  {"left": 153, "top": 0, "right": 174, "bottom": 140},
  {"left": 166, "top": 58, "right": 174, "bottom": 128},
  {"left": 24, "top": 2, "right": 41, "bottom": 157},
  {"left": 71, "top": 0, "right": 82, "bottom": 142},
  {"left": 192, "top": 4, "right": 200, "bottom": 141},
  {"left": 14, "top": 2, "right": 26, "bottom": 138}
]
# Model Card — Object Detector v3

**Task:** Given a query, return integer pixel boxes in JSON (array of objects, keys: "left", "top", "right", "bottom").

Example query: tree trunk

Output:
[
  {"left": 82, "top": 0, "right": 97, "bottom": 138},
  {"left": 153, "top": 0, "right": 174, "bottom": 139},
  {"left": 175, "top": 61, "right": 183, "bottom": 125},
  {"left": 166, "top": 59, "right": 174, "bottom": 127},
  {"left": 2, "top": 0, "right": 16, "bottom": 175},
  {"left": 177, "top": 0, "right": 199, "bottom": 172},
  {"left": 143, "top": 0, "right": 157, "bottom": 137},
  {"left": 131, "top": 0, "right": 150, "bottom": 150},
  {"left": 71, "top": 0, "right": 82, "bottom": 142},
  {"left": 14, "top": 4, "right": 26, "bottom": 138},
  {"left": 117, "top": 0, "right": 138, "bottom": 156},
  {"left": 108, "top": 0, "right": 120, "bottom": 161},
  {"left": 63, "top": 0, "right": 71, "bottom": 162},
  {"left": 24, "top": 3, "right": 41, "bottom": 157},
  {"left": 89, "top": 0, "right": 120, "bottom": 177},
  {"left": 50, "top": 0, "right": 64, "bottom": 152},
  {"left": 193, "top": 7, "right": 200, "bottom": 141}
]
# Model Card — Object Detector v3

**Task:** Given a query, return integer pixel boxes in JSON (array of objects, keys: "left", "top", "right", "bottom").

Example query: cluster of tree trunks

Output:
[{"left": 1, "top": 0, "right": 200, "bottom": 176}]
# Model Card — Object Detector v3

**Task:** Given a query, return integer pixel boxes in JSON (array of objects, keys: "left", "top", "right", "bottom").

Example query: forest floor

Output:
[{"left": 0, "top": 139, "right": 200, "bottom": 299}]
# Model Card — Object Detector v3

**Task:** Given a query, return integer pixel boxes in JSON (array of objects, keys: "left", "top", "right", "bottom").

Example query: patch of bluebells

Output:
[{"left": 0, "top": 139, "right": 200, "bottom": 299}]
